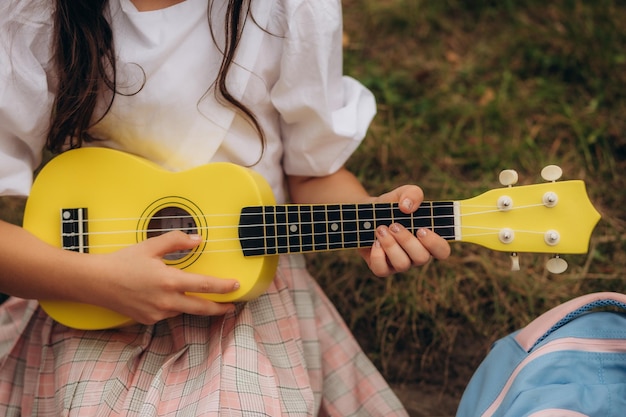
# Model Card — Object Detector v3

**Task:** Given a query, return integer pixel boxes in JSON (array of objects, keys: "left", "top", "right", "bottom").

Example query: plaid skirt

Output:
[{"left": 0, "top": 255, "right": 408, "bottom": 416}]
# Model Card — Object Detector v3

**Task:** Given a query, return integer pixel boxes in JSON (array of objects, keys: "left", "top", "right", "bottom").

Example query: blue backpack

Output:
[{"left": 456, "top": 292, "right": 626, "bottom": 417}]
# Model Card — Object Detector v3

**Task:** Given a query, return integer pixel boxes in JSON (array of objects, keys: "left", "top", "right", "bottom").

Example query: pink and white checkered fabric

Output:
[{"left": 0, "top": 255, "right": 408, "bottom": 416}]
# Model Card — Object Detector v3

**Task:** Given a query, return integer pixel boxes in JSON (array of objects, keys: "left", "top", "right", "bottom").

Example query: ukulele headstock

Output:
[{"left": 457, "top": 166, "right": 601, "bottom": 273}]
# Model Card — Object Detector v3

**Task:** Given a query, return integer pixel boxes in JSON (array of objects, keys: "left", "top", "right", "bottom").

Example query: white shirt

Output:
[{"left": 0, "top": 0, "right": 376, "bottom": 203}]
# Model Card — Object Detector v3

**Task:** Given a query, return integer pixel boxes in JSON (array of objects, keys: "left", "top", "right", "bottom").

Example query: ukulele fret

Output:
[
  {"left": 432, "top": 202, "right": 456, "bottom": 240},
  {"left": 414, "top": 203, "right": 433, "bottom": 230},
  {"left": 275, "top": 205, "right": 289, "bottom": 254},
  {"left": 374, "top": 203, "right": 392, "bottom": 230},
  {"left": 312, "top": 205, "right": 328, "bottom": 251},
  {"left": 392, "top": 205, "right": 413, "bottom": 231},
  {"left": 357, "top": 204, "right": 375, "bottom": 247},
  {"left": 327, "top": 204, "right": 343, "bottom": 250},
  {"left": 299, "top": 205, "right": 313, "bottom": 252},
  {"left": 263, "top": 206, "right": 277, "bottom": 255},
  {"left": 61, "top": 208, "right": 89, "bottom": 253},
  {"left": 342, "top": 204, "right": 359, "bottom": 249},
  {"left": 287, "top": 205, "right": 301, "bottom": 253}
]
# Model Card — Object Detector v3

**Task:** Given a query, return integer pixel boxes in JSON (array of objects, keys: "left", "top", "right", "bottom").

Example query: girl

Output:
[{"left": 0, "top": 0, "right": 450, "bottom": 415}]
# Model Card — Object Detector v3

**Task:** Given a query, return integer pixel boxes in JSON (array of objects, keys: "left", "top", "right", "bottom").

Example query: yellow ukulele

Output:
[{"left": 23, "top": 147, "right": 601, "bottom": 330}]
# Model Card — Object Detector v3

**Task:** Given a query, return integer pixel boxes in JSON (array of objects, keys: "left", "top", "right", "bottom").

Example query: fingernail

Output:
[
  {"left": 417, "top": 228, "right": 428, "bottom": 237},
  {"left": 377, "top": 226, "right": 387, "bottom": 237},
  {"left": 189, "top": 234, "right": 202, "bottom": 241},
  {"left": 373, "top": 240, "right": 381, "bottom": 248},
  {"left": 390, "top": 223, "right": 401, "bottom": 233},
  {"left": 402, "top": 198, "right": 413, "bottom": 210},
  {"left": 233, "top": 281, "right": 240, "bottom": 290}
]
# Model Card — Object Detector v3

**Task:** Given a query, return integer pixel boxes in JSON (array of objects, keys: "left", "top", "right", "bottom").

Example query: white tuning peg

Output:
[
  {"left": 546, "top": 256, "right": 568, "bottom": 274},
  {"left": 541, "top": 165, "right": 563, "bottom": 182},
  {"left": 499, "top": 169, "right": 519, "bottom": 186},
  {"left": 510, "top": 253, "right": 520, "bottom": 271}
]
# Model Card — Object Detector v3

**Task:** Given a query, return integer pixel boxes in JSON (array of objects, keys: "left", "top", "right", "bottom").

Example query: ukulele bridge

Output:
[{"left": 61, "top": 208, "right": 89, "bottom": 253}]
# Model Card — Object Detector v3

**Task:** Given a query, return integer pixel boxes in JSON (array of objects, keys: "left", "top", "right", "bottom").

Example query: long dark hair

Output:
[{"left": 47, "top": 0, "right": 264, "bottom": 154}]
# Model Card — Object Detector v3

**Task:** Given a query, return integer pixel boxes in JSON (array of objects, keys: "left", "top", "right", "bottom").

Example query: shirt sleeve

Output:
[
  {"left": 0, "top": 0, "right": 55, "bottom": 197},
  {"left": 270, "top": 0, "right": 376, "bottom": 177}
]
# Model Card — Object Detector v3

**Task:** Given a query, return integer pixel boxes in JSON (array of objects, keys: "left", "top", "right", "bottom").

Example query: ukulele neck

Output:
[{"left": 238, "top": 202, "right": 459, "bottom": 256}]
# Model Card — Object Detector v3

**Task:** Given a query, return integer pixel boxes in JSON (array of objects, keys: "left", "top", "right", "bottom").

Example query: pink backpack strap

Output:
[{"left": 515, "top": 292, "right": 626, "bottom": 352}]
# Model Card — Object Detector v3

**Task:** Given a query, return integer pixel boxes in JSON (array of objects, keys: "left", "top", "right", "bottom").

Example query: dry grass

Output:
[{"left": 313, "top": 0, "right": 626, "bottom": 405}]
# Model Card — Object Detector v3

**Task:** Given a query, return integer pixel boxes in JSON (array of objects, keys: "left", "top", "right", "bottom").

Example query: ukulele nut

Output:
[{"left": 498, "top": 228, "right": 515, "bottom": 244}]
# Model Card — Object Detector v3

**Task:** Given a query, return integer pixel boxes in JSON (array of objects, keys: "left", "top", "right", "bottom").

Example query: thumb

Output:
[{"left": 375, "top": 185, "right": 424, "bottom": 213}]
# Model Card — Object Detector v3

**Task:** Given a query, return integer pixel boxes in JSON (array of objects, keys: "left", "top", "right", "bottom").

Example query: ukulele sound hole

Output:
[{"left": 147, "top": 207, "right": 198, "bottom": 260}]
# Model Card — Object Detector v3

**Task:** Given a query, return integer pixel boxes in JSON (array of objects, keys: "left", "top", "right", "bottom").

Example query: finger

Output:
[
  {"left": 174, "top": 272, "right": 240, "bottom": 295},
  {"left": 142, "top": 231, "right": 202, "bottom": 257},
  {"left": 416, "top": 228, "right": 451, "bottom": 260},
  {"left": 375, "top": 225, "right": 415, "bottom": 272},
  {"left": 376, "top": 185, "right": 424, "bottom": 213},
  {"left": 363, "top": 241, "right": 394, "bottom": 277},
  {"left": 176, "top": 294, "right": 236, "bottom": 317},
  {"left": 139, "top": 295, "right": 235, "bottom": 323},
  {"left": 150, "top": 275, "right": 239, "bottom": 319},
  {"left": 388, "top": 223, "right": 433, "bottom": 266}
]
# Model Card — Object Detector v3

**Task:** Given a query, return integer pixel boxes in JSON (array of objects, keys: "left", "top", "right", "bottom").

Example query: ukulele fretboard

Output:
[{"left": 238, "top": 202, "right": 459, "bottom": 256}]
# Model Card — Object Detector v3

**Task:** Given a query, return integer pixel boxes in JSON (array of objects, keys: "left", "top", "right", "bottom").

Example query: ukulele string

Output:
[
  {"left": 64, "top": 226, "right": 543, "bottom": 255},
  {"left": 62, "top": 202, "right": 544, "bottom": 226}
]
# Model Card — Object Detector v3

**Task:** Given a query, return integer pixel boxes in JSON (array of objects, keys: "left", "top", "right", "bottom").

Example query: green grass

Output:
[
  {"left": 1, "top": 0, "right": 625, "bottom": 408},
  {"left": 311, "top": 0, "right": 626, "bottom": 395}
]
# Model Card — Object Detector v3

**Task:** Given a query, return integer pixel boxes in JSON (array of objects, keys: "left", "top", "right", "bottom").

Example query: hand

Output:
[
  {"left": 87, "top": 231, "right": 239, "bottom": 324},
  {"left": 359, "top": 185, "right": 451, "bottom": 277}
]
